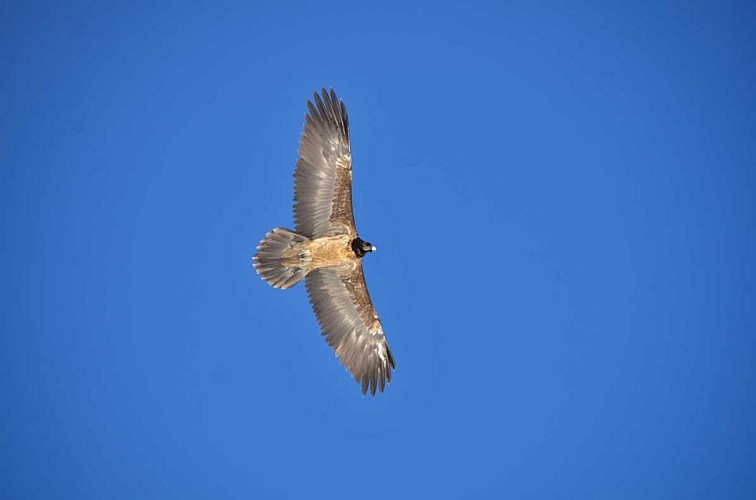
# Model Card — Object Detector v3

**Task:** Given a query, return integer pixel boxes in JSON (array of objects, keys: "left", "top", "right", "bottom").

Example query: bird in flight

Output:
[{"left": 253, "top": 88, "right": 395, "bottom": 396}]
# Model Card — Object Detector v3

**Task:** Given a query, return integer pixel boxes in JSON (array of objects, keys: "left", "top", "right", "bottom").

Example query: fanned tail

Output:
[{"left": 253, "top": 228, "right": 310, "bottom": 289}]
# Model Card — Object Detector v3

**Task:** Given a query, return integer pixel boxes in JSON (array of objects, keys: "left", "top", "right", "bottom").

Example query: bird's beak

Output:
[{"left": 371, "top": 245, "right": 377, "bottom": 252}]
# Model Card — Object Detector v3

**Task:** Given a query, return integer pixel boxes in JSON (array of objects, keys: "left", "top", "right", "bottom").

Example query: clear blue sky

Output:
[{"left": 2, "top": 2, "right": 755, "bottom": 498}]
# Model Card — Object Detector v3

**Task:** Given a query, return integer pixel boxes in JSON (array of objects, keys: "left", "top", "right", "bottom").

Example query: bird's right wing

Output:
[
  {"left": 305, "top": 264, "right": 395, "bottom": 395},
  {"left": 293, "top": 88, "right": 356, "bottom": 238}
]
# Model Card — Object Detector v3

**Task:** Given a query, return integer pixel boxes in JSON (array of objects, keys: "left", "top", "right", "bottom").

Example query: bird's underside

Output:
[
  {"left": 280, "top": 235, "right": 354, "bottom": 271},
  {"left": 253, "top": 88, "right": 395, "bottom": 396}
]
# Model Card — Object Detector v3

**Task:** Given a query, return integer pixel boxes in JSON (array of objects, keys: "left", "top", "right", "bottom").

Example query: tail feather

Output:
[{"left": 253, "top": 228, "right": 310, "bottom": 289}]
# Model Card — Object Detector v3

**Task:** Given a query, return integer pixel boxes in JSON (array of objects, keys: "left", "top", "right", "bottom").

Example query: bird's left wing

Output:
[{"left": 305, "top": 264, "right": 395, "bottom": 395}]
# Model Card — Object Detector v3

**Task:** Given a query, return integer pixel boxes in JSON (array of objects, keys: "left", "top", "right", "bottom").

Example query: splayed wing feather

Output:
[
  {"left": 305, "top": 265, "right": 395, "bottom": 395},
  {"left": 294, "top": 88, "right": 355, "bottom": 238}
]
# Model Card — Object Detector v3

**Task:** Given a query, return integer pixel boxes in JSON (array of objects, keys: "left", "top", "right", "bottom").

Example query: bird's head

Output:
[{"left": 352, "top": 237, "right": 376, "bottom": 258}]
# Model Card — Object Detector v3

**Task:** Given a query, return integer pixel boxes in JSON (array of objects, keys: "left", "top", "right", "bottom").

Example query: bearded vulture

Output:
[{"left": 253, "top": 88, "right": 395, "bottom": 396}]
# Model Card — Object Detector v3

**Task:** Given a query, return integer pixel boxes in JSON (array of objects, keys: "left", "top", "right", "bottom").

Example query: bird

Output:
[{"left": 253, "top": 88, "right": 395, "bottom": 396}]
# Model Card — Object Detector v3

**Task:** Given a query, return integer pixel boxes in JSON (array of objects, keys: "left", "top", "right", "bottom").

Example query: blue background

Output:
[{"left": 3, "top": 2, "right": 755, "bottom": 498}]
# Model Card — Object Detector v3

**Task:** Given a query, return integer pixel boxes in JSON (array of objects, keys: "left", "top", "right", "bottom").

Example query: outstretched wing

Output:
[
  {"left": 293, "top": 88, "right": 356, "bottom": 238},
  {"left": 305, "top": 264, "right": 395, "bottom": 396}
]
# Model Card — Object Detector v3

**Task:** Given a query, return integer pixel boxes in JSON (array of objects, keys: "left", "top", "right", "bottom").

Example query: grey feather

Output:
[
  {"left": 293, "top": 88, "right": 354, "bottom": 238},
  {"left": 253, "top": 228, "right": 310, "bottom": 289},
  {"left": 305, "top": 266, "right": 395, "bottom": 395}
]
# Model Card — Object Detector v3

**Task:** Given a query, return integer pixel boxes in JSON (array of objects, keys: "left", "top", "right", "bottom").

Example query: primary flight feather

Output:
[{"left": 253, "top": 88, "right": 395, "bottom": 396}]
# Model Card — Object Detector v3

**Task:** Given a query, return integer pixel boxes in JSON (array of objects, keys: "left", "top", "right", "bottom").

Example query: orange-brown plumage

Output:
[{"left": 253, "top": 88, "right": 395, "bottom": 396}]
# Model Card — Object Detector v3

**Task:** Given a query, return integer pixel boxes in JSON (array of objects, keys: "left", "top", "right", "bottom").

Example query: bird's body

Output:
[
  {"left": 280, "top": 234, "right": 354, "bottom": 270},
  {"left": 253, "top": 88, "right": 395, "bottom": 396}
]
